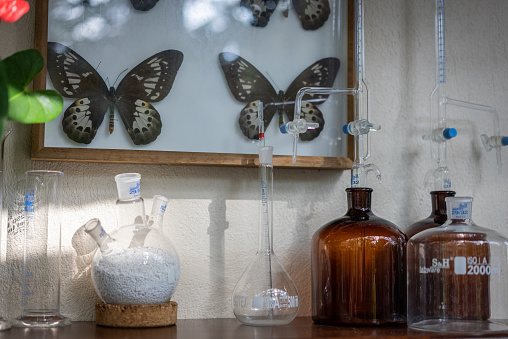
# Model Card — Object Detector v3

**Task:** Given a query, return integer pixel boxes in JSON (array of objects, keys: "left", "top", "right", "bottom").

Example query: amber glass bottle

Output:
[
  {"left": 405, "top": 191, "right": 456, "bottom": 239},
  {"left": 311, "top": 188, "right": 407, "bottom": 326}
]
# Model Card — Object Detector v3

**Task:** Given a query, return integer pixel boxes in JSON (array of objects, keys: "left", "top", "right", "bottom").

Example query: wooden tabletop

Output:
[{"left": 0, "top": 317, "right": 506, "bottom": 339}]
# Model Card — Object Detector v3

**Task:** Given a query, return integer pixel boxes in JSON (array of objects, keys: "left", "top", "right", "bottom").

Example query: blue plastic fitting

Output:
[
  {"left": 502, "top": 136, "right": 508, "bottom": 146},
  {"left": 443, "top": 128, "right": 457, "bottom": 140},
  {"left": 342, "top": 124, "right": 349, "bottom": 135},
  {"left": 280, "top": 124, "right": 288, "bottom": 134}
]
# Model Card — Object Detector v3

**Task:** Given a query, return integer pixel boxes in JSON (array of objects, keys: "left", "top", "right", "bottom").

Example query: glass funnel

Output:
[
  {"left": 408, "top": 197, "right": 508, "bottom": 334},
  {"left": 232, "top": 146, "right": 299, "bottom": 326}
]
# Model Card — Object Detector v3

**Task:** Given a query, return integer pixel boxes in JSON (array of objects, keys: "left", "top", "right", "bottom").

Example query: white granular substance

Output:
[{"left": 92, "top": 246, "right": 179, "bottom": 305}]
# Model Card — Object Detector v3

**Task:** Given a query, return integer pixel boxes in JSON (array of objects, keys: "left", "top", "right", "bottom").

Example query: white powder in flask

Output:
[{"left": 92, "top": 246, "right": 179, "bottom": 305}]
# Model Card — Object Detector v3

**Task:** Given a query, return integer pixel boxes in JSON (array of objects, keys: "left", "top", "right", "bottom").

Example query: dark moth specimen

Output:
[
  {"left": 130, "top": 0, "right": 159, "bottom": 11},
  {"left": 219, "top": 52, "right": 340, "bottom": 141},
  {"left": 46, "top": 42, "right": 183, "bottom": 145},
  {"left": 240, "top": 0, "right": 331, "bottom": 30}
]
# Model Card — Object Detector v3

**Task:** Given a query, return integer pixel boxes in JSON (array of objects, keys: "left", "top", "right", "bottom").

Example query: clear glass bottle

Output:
[
  {"left": 85, "top": 174, "right": 180, "bottom": 305},
  {"left": 405, "top": 190, "right": 456, "bottom": 239},
  {"left": 311, "top": 187, "right": 407, "bottom": 326},
  {"left": 232, "top": 146, "right": 299, "bottom": 326},
  {"left": 408, "top": 197, "right": 508, "bottom": 334}
]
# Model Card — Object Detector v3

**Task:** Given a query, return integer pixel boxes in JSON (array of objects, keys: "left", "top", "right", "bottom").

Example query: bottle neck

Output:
[
  {"left": 258, "top": 163, "right": 273, "bottom": 253},
  {"left": 430, "top": 190, "right": 456, "bottom": 221},
  {"left": 116, "top": 196, "right": 146, "bottom": 228},
  {"left": 346, "top": 187, "right": 372, "bottom": 217}
]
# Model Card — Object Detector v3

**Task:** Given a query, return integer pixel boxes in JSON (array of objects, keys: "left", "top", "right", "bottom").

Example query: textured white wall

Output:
[{"left": 0, "top": 0, "right": 507, "bottom": 321}]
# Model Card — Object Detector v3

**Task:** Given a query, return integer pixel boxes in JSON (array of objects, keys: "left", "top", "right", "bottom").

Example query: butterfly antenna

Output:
[
  {"left": 266, "top": 72, "right": 280, "bottom": 93},
  {"left": 112, "top": 68, "right": 128, "bottom": 87}
]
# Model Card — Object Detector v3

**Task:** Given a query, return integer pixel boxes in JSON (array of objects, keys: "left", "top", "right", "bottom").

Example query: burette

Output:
[
  {"left": 282, "top": 0, "right": 381, "bottom": 188},
  {"left": 424, "top": 0, "right": 507, "bottom": 190}
]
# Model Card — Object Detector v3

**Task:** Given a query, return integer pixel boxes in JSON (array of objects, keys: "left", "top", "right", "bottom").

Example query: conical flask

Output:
[{"left": 232, "top": 146, "right": 299, "bottom": 326}]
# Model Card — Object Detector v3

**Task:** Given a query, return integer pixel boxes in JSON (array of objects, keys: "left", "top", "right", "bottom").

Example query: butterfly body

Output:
[
  {"left": 219, "top": 52, "right": 340, "bottom": 141},
  {"left": 47, "top": 42, "right": 183, "bottom": 145}
]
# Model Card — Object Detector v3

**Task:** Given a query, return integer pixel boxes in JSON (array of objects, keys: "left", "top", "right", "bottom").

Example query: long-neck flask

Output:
[
  {"left": 408, "top": 197, "right": 508, "bottom": 334},
  {"left": 232, "top": 146, "right": 299, "bottom": 326},
  {"left": 406, "top": 190, "right": 456, "bottom": 239},
  {"left": 311, "top": 187, "right": 407, "bottom": 325}
]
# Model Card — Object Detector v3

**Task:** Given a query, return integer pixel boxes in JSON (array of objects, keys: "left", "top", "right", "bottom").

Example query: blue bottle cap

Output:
[{"left": 443, "top": 128, "right": 457, "bottom": 139}]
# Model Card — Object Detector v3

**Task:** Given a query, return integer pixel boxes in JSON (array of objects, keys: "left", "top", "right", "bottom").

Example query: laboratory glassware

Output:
[
  {"left": 85, "top": 174, "right": 180, "bottom": 305},
  {"left": 406, "top": 190, "right": 455, "bottom": 239},
  {"left": 0, "top": 132, "right": 10, "bottom": 330},
  {"left": 232, "top": 146, "right": 299, "bottom": 326},
  {"left": 408, "top": 197, "right": 508, "bottom": 334},
  {"left": 311, "top": 187, "right": 407, "bottom": 325},
  {"left": 13, "top": 170, "right": 71, "bottom": 328}
]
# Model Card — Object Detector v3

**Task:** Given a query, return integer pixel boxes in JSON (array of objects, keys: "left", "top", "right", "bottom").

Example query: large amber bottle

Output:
[
  {"left": 311, "top": 188, "right": 407, "bottom": 325},
  {"left": 405, "top": 191, "right": 456, "bottom": 239}
]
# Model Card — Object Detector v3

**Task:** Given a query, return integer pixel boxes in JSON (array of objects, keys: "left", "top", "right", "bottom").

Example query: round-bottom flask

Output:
[
  {"left": 232, "top": 146, "right": 299, "bottom": 326},
  {"left": 311, "top": 187, "right": 407, "bottom": 326},
  {"left": 406, "top": 190, "right": 455, "bottom": 239},
  {"left": 408, "top": 197, "right": 508, "bottom": 334}
]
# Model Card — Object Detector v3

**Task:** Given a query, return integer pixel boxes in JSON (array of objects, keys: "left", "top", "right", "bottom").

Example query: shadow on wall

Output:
[{"left": 207, "top": 197, "right": 229, "bottom": 316}]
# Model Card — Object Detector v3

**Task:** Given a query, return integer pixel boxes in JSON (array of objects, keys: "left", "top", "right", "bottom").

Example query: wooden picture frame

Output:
[{"left": 32, "top": 0, "right": 355, "bottom": 169}]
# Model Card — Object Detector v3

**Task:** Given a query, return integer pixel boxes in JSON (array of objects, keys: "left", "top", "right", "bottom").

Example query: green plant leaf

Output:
[
  {"left": 7, "top": 88, "right": 63, "bottom": 123},
  {"left": 0, "top": 60, "right": 8, "bottom": 140},
  {"left": 0, "top": 49, "right": 63, "bottom": 124}
]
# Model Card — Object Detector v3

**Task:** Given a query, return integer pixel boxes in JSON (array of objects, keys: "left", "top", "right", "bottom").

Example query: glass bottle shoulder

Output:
[
  {"left": 313, "top": 214, "right": 406, "bottom": 242},
  {"left": 409, "top": 222, "right": 508, "bottom": 245}
]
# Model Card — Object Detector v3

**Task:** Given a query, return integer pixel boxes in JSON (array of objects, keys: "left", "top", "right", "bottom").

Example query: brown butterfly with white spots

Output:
[
  {"left": 46, "top": 42, "right": 183, "bottom": 145},
  {"left": 219, "top": 52, "right": 340, "bottom": 141}
]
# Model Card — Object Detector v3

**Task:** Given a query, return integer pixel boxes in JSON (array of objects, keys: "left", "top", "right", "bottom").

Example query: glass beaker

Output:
[
  {"left": 13, "top": 170, "right": 71, "bottom": 327},
  {"left": 311, "top": 187, "right": 407, "bottom": 325},
  {"left": 408, "top": 197, "right": 508, "bottom": 334},
  {"left": 232, "top": 146, "right": 299, "bottom": 326}
]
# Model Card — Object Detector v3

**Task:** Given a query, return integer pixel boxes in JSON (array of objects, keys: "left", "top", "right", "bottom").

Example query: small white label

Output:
[{"left": 454, "top": 256, "right": 467, "bottom": 275}]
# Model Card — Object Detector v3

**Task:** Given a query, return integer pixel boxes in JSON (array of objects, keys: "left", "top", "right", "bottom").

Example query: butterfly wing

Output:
[
  {"left": 115, "top": 50, "right": 184, "bottom": 145},
  {"left": 292, "top": 0, "right": 331, "bottom": 30},
  {"left": 46, "top": 42, "right": 110, "bottom": 144},
  {"left": 219, "top": 52, "right": 279, "bottom": 140},
  {"left": 240, "top": 0, "right": 280, "bottom": 27},
  {"left": 61, "top": 97, "right": 111, "bottom": 144},
  {"left": 284, "top": 57, "right": 340, "bottom": 140}
]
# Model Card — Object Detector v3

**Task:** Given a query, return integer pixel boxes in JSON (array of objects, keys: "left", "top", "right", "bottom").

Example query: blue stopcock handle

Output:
[
  {"left": 280, "top": 125, "right": 288, "bottom": 134},
  {"left": 342, "top": 124, "right": 349, "bottom": 135},
  {"left": 502, "top": 136, "right": 508, "bottom": 146},
  {"left": 443, "top": 128, "right": 457, "bottom": 140}
]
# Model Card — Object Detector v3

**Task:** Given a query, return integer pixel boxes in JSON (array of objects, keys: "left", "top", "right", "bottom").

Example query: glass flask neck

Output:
[
  {"left": 258, "top": 163, "right": 273, "bottom": 253},
  {"left": 346, "top": 187, "right": 372, "bottom": 217},
  {"left": 116, "top": 196, "right": 146, "bottom": 228},
  {"left": 445, "top": 196, "right": 473, "bottom": 224},
  {"left": 147, "top": 195, "right": 169, "bottom": 229},
  {"left": 430, "top": 190, "right": 455, "bottom": 222}
]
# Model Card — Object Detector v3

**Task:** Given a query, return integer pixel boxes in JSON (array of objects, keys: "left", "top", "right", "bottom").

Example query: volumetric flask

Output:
[
  {"left": 232, "top": 146, "right": 299, "bottom": 326},
  {"left": 13, "top": 171, "right": 71, "bottom": 327},
  {"left": 408, "top": 197, "right": 508, "bottom": 334}
]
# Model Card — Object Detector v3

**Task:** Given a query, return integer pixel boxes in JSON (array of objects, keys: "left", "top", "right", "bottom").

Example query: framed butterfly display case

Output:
[{"left": 32, "top": 0, "right": 354, "bottom": 169}]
